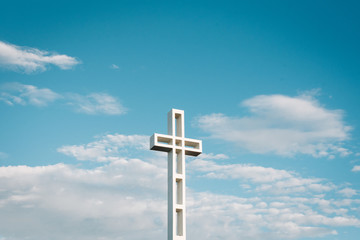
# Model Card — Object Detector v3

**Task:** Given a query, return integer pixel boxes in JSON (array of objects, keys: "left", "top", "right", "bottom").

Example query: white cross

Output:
[{"left": 150, "top": 109, "right": 202, "bottom": 240}]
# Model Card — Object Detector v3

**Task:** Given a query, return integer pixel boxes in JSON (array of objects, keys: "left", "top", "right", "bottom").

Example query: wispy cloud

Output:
[
  {"left": 188, "top": 157, "right": 334, "bottom": 195},
  {"left": 67, "top": 93, "right": 127, "bottom": 115},
  {"left": 195, "top": 92, "right": 351, "bottom": 158},
  {"left": 57, "top": 134, "right": 148, "bottom": 162},
  {"left": 0, "top": 82, "right": 126, "bottom": 115},
  {"left": 352, "top": 165, "right": 360, "bottom": 172},
  {"left": 110, "top": 64, "right": 120, "bottom": 69},
  {"left": 0, "top": 82, "right": 61, "bottom": 106},
  {"left": 0, "top": 41, "right": 80, "bottom": 73}
]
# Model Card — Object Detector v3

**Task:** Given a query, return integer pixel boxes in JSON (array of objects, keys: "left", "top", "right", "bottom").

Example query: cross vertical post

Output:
[{"left": 150, "top": 109, "right": 202, "bottom": 240}]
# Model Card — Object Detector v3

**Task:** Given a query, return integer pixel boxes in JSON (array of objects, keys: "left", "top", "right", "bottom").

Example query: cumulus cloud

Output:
[
  {"left": 0, "top": 41, "right": 80, "bottom": 73},
  {"left": 68, "top": 93, "right": 127, "bottom": 115},
  {"left": 352, "top": 166, "right": 360, "bottom": 172},
  {"left": 0, "top": 161, "right": 167, "bottom": 240},
  {"left": 1, "top": 134, "right": 359, "bottom": 240},
  {"left": 338, "top": 188, "right": 357, "bottom": 198},
  {"left": 1, "top": 161, "right": 359, "bottom": 240},
  {"left": 195, "top": 92, "right": 351, "bottom": 157},
  {"left": 188, "top": 192, "right": 360, "bottom": 240},
  {"left": 0, "top": 82, "right": 61, "bottom": 106}
]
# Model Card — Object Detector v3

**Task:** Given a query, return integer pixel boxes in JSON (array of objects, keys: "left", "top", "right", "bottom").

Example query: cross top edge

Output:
[
  {"left": 169, "top": 108, "right": 184, "bottom": 114},
  {"left": 168, "top": 109, "right": 185, "bottom": 137}
]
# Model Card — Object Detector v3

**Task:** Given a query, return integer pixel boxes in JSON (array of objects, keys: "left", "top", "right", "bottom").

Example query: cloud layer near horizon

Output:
[
  {"left": 195, "top": 93, "right": 351, "bottom": 158},
  {"left": 0, "top": 41, "right": 80, "bottom": 73},
  {"left": 0, "top": 134, "right": 359, "bottom": 239},
  {"left": 0, "top": 133, "right": 359, "bottom": 240}
]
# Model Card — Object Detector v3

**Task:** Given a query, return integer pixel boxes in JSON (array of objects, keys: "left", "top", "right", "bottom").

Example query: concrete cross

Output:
[{"left": 150, "top": 109, "right": 202, "bottom": 240}]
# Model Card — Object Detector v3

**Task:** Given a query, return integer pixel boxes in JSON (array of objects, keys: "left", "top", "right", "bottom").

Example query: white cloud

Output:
[
  {"left": 2, "top": 134, "right": 359, "bottom": 240},
  {"left": 0, "top": 82, "right": 61, "bottom": 106},
  {"left": 68, "top": 93, "right": 127, "bottom": 115},
  {"left": 58, "top": 134, "right": 148, "bottom": 162},
  {"left": 0, "top": 161, "right": 167, "bottom": 240},
  {"left": 189, "top": 158, "right": 291, "bottom": 183},
  {"left": 338, "top": 188, "right": 357, "bottom": 198},
  {"left": 1, "top": 161, "right": 359, "bottom": 240},
  {"left": 352, "top": 165, "right": 360, "bottom": 172},
  {"left": 1, "top": 82, "right": 127, "bottom": 115},
  {"left": 195, "top": 93, "right": 351, "bottom": 157},
  {"left": 188, "top": 158, "right": 334, "bottom": 195},
  {"left": 197, "top": 153, "right": 229, "bottom": 160},
  {"left": 110, "top": 64, "right": 120, "bottom": 69},
  {"left": 187, "top": 191, "right": 359, "bottom": 240},
  {"left": 0, "top": 41, "right": 80, "bottom": 73}
]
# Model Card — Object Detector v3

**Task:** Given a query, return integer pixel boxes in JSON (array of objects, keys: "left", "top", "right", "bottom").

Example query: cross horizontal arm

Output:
[
  {"left": 150, "top": 133, "right": 202, "bottom": 156},
  {"left": 183, "top": 138, "right": 202, "bottom": 156},
  {"left": 150, "top": 133, "right": 173, "bottom": 152}
]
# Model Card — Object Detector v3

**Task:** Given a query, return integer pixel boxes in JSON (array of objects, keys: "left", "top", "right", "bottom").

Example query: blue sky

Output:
[{"left": 0, "top": 1, "right": 360, "bottom": 239}]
